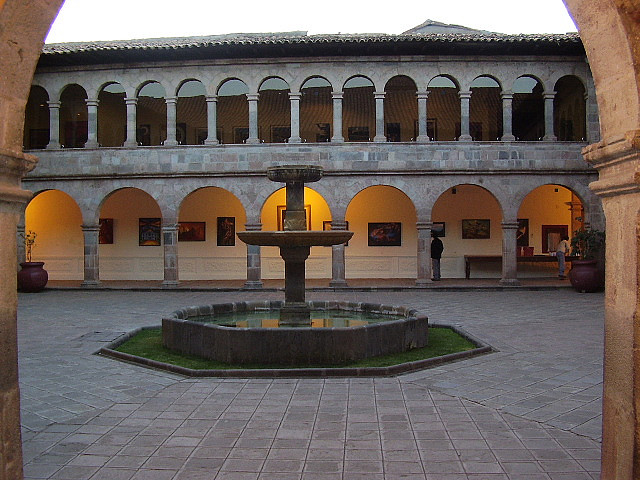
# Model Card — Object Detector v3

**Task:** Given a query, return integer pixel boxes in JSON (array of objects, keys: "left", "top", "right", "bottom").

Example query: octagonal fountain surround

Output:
[{"left": 161, "top": 165, "right": 429, "bottom": 365}]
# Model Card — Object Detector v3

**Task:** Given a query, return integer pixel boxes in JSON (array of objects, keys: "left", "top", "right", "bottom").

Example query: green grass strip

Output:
[{"left": 115, "top": 326, "right": 476, "bottom": 370}]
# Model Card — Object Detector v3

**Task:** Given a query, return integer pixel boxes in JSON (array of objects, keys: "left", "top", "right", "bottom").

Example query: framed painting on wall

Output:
[
  {"left": 414, "top": 118, "right": 437, "bottom": 140},
  {"left": 176, "top": 123, "right": 187, "bottom": 145},
  {"left": 277, "top": 205, "right": 311, "bottom": 231},
  {"left": 316, "top": 123, "right": 330, "bottom": 142},
  {"left": 348, "top": 126, "right": 370, "bottom": 142},
  {"left": 368, "top": 222, "right": 402, "bottom": 246},
  {"left": 217, "top": 217, "right": 236, "bottom": 246},
  {"left": 462, "top": 219, "right": 491, "bottom": 239},
  {"left": 139, "top": 218, "right": 161, "bottom": 246},
  {"left": 271, "top": 126, "right": 290, "bottom": 143},
  {"left": 178, "top": 222, "right": 206, "bottom": 242},
  {"left": 99, "top": 218, "right": 114, "bottom": 244},
  {"left": 136, "top": 124, "right": 151, "bottom": 146},
  {"left": 386, "top": 123, "right": 401, "bottom": 142},
  {"left": 233, "top": 126, "right": 249, "bottom": 144},
  {"left": 542, "top": 225, "right": 568, "bottom": 253},
  {"left": 432, "top": 222, "right": 445, "bottom": 237}
]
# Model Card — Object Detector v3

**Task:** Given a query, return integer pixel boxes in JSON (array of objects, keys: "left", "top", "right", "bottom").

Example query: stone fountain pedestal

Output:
[{"left": 237, "top": 165, "right": 352, "bottom": 325}]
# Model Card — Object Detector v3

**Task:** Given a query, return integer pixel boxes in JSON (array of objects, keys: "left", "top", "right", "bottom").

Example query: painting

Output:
[
  {"left": 386, "top": 123, "right": 401, "bottom": 142},
  {"left": 542, "top": 225, "right": 568, "bottom": 253},
  {"left": 432, "top": 221, "right": 445, "bottom": 237},
  {"left": 348, "top": 126, "right": 370, "bottom": 142},
  {"left": 233, "top": 126, "right": 249, "bottom": 144},
  {"left": 462, "top": 219, "right": 491, "bottom": 239},
  {"left": 99, "top": 218, "right": 114, "bottom": 244},
  {"left": 278, "top": 205, "right": 311, "bottom": 231},
  {"left": 178, "top": 222, "right": 206, "bottom": 242},
  {"left": 196, "top": 127, "right": 208, "bottom": 145},
  {"left": 28, "top": 128, "right": 49, "bottom": 149},
  {"left": 139, "top": 218, "right": 161, "bottom": 246},
  {"left": 414, "top": 118, "right": 437, "bottom": 140},
  {"left": 316, "top": 123, "right": 330, "bottom": 142},
  {"left": 470, "top": 122, "right": 483, "bottom": 141},
  {"left": 217, "top": 217, "right": 236, "bottom": 246},
  {"left": 368, "top": 222, "right": 402, "bottom": 246},
  {"left": 517, "top": 218, "right": 529, "bottom": 247},
  {"left": 323, "top": 220, "right": 349, "bottom": 246},
  {"left": 271, "top": 126, "right": 290, "bottom": 143},
  {"left": 136, "top": 124, "right": 151, "bottom": 146}
]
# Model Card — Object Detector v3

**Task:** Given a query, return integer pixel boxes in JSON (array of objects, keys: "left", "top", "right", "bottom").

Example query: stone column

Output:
[
  {"left": 543, "top": 92, "right": 557, "bottom": 141},
  {"left": 16, "top": 220, "right": 25, "bottom": 267},
  {"left": 162, "top": 223, "right": 179, "bottom": 287},
  {"left": 416, "top": 91, "right": 430, "bottom": 142},
  {"left": 329, "top": 220, "right": 348, "bottom": 287},
  {"left": 458, "top": 90, "right": 472, "bottom": 141},
  {"left": 164, "top": 96, "right": 178, "bottom": 146},
  {"left": 583, "top": 134, "right": 640, "bottom": 479},
  {"left": 243, "top": 222, "right": 263, "bottom": 288},
  {"left": 246, "top": 93, "right": 260, "bottom": 144},
  {"left": 331, "top": 92, "right": 344, "bottom": 143},
  {"left": 124, "top": 97, "right": 138, "bottom": 147},
  {"left": 81, "top": 224, "right": 101, "bottom": 287},
  {"left": 373, "top": 91, "right": 386, "bottom": 142},
  {"left": 46, "top": 101, "right": 61, "bottom": 149},
  {"left": 288, "top": 92, "right": 302, "bottom": 143},
  {"left": 1, "top": 150, "right": 37, "bottom": 480},
  {"left": 501, "top": 92, "right": 516, "bottom": 141},
  {"left": 85, "top": 99, "right": 99, "bottom": 148},
  {"left": 500, "top": 221, "right": 520, "bottom": 286},
  {"left": 204, "top": 95, "right": 219, "bottom": 145},
  {"left": 415, "top": 222, "right": 433, "bottom": 286}
]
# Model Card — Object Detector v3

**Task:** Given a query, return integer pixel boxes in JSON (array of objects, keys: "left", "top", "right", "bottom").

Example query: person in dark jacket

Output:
[{"left": 431, "top": 231, "right": 444, "bottom": 281}]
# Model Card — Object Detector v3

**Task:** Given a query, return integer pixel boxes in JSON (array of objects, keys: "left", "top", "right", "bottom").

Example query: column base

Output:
[
  {"left": 416, "top": 135, "right": 431, "bottom": 143},
  {"left": 288, "top": 136, "right": 302, "bottom": 143},
  {"left": 458, "top": 134, "right": 473, "bottom": 141},
  {"left": 81, "top": 280, "right": 102, "bottom": 288},
  {"left": 243, "top": 280, "right": 263, "bottom": 289},
  {"left": 415, "top": 278, "right": 434, "bottom": 286},
  {"left": 45, "top": 143, "right": 61, "bottom": 150},
  {"left": 204, "top": 139, "right": 220, "bottom": 145},
  {"left": 331, "top": 137, "right": 344, "bottom": 143},
  {"left": 245, "top": 138, "right": 260, "bottom": 145},
  {"left": 501, "top": 134, "right": 516, "bottom": 141},
  {"left": 543, "top": 135, "right": 558, "bottom": 142},
  {"left": 499, "top": 278, "right": 521, "bottom": 286},
  {"left": 163, "top": 140, "right": 179, "bottom": 146},
  {"left": 162, "top": 280, "right": 179, "bottom": 287},
  {"left": 373, "top": 135, "right": 387, "bottom": 142},
  {"left": 124, "top": 141, "right": 138, "bottom": 148},
  {"left": 84, "top": 141, "right": 99, "bottom": 149},
  {"left": 329, "top": 279, "right": 348, "bottom": 287}
]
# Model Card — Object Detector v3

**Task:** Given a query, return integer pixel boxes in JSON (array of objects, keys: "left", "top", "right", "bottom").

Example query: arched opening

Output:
[
  {"left": 384, "top": 75, "right": 418, "bottom": 142},
  {"left": 427, "top": 75, "right": 460, "bottom": 141},
  {"left": 343, "top": 76, "right": 375, "bottom": 142},
  {"left": 24, "top": 190, "right": 83, "bottom": 280},
  {"left": 300, "top": 76, "right": 332, "bottom": 143},
  {"left": 554, "top": 75, "right": 587, "bottom": 141},
  {"left": 432, "top": 184, "right": 503, "bottom": 278},
  {"left": 258, "top": 77, "right": 291, "bottom": 143},
  {"left": 217, "top": 78, "right": 249, "bottom": 144},
  {"left": 513, "top": 75, "right": 544, "bottom": 141},
  {"left": 346, "top": 185, "right": 416, "bottom": 279},
  {"left": 178, "top": 187, "right": 247, "bottom": 280},
  {"left": 261, "top": 187, "right": 332, "bottom": 279},
  {"left": 176, "top": 80, "right": 207, "bottom": 145},
  {"left": 97, "top": 82, "right": 126, "bottom": 147},
  {"left": 470, "top": 76, "right": 502, "bottom": 141},
  {"left": 23, "top": 85, "right": 49, "bottom": 149},
  {"left": 60, "top": 84, "right": 87, "bottom": 148},
  {"left": 98, "top": 188, "right": 163, "bottom": 280},
  {"left": 136, "top": 81, "right": 166, "bottom": 146}
]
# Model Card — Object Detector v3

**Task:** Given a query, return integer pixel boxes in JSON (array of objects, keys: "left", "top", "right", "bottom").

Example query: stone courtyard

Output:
[{"left": 18, "top": 288, "right": 603, "bottom": 479}]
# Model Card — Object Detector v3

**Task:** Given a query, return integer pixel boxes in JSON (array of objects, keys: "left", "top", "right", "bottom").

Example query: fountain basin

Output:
[
  {"left": 162, "top": 301, "right": 429, "bottom": 365},
  {"left": 267, "top": 165, "right": 323, "bottom": 183},
  {"left": 237, "top": 230, "right": 352, "bottom": 247}
]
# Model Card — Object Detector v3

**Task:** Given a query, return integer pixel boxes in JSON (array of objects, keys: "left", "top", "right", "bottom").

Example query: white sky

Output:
[{"left": 45, "top": 0, "right": 577, "bottom": 44}]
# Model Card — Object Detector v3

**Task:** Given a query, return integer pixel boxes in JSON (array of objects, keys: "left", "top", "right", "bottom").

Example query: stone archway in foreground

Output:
[{"left": 1, "top": 1, "right": 640, "bottom": 478}]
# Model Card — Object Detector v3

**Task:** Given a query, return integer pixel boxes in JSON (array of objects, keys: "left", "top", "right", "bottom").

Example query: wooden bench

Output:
[{"left": 464, "top": 255, "right": 579, "bottom": 279}]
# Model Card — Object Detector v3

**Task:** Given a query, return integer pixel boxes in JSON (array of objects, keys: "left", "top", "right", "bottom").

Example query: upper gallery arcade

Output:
[{"left": 20, "top": 21, "right": 603, "bottom": 286}]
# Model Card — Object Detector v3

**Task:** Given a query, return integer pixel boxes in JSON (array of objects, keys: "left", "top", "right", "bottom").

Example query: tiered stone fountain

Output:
[
  {"left": 237, "top": 165, "right": 353, "bottom": 325},
  {"left": 162, "top": 165, "right": 429, "bottom": 365}
]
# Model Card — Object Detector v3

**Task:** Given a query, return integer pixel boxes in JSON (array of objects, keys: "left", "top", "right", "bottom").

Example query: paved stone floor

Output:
[{"left": 18, "top": 288, "right": 604, "bottom": 479}]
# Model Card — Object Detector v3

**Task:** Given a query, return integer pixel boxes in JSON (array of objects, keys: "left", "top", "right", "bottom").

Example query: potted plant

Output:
[
  {"left": 17, "top": 230, "right": 48, "bottom": 292},
  {"left": 569, "top": 227, "right": 605, "bottom": 292}
]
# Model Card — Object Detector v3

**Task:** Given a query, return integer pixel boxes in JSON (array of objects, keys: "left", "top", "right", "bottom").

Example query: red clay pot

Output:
[
  {"left": 17, "top": 262, "right": 48, "bottom": 292},
  {"left": 569, "top": 259, "right": 603, "bottom": 293}
]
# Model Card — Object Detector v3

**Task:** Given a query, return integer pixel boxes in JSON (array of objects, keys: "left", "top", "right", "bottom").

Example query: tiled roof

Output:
[{"left": 39, "top": 31, "right": 584, "bottom": 67}]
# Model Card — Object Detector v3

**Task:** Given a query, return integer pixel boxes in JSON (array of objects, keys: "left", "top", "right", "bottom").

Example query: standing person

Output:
[
  {"left": 431, "top": 231, "right": 444, "bottom": 281},
  {"left": 556, "top": 234, "right": 571, "bottom": 279}
]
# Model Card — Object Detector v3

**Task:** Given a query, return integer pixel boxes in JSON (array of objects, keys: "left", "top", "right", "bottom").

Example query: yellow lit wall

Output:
[
  {"left": 346, "top": 185, "right": 417, "bottom": 278},
  {"left": 25, "top": 189, "right": 83, "bottom": 279},
  {"left": 99, "top": 188, "right": 162, "bottom": 280},
  {"left": 178, "top": 187, "right": 247, "bottom": 280},
  {"left": 518, "top": 185, "right": 574, "bottom": 252}
]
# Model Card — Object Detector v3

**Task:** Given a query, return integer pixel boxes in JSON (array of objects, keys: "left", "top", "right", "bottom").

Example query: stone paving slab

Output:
[{"left": 17, "top": 289, "right": 603, "bottom": 479}]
